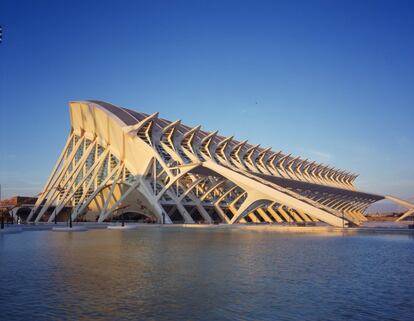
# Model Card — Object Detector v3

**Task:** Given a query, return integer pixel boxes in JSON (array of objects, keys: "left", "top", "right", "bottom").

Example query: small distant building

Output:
[
  {"left": 0, "top": 196, "right": 38, "bottom": 221},
  {"left": 0, "top": 196, "right": 74, "bottom": 222},
  {"left": 0, "top": 196, "right": 38, "bottom": 207}
]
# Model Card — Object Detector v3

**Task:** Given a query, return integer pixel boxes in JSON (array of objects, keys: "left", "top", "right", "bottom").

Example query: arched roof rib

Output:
[
  {"left": 87, "top": 100, "right": 140, "bottom": 126},
  {"left": 85, "top": 100, "right": 357, "bottom": 186}
]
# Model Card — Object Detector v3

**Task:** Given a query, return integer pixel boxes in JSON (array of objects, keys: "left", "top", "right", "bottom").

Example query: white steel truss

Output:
[{"left": 28, "top": 101, "right": 414, "bottom": 226}]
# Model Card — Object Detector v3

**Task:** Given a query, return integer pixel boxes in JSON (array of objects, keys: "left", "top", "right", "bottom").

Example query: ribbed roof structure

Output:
[{"left": 26, "top": 100, "right": 414, "bottom": 226}]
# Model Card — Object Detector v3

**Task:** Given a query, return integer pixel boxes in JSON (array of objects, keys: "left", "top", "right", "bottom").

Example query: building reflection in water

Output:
[{"left": 1, "top": 228, "right": 413, "bottom": 320}]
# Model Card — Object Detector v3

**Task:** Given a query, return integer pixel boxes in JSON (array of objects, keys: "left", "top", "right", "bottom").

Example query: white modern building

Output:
[{"left": 26, "top": 101, "right": 414, "bottom": 226}]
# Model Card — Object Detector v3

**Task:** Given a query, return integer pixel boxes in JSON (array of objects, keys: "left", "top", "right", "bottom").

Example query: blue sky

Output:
[{"left": 0, "top": 0, "right": 413, "bottom": 201}]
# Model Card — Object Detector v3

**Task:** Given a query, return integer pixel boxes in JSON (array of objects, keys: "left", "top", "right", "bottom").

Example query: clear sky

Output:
[{"left": 0, "top": 0, "right": 413, "bottom": 201}]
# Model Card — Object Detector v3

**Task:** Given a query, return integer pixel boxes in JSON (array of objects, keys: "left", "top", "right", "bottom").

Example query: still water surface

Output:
[{"left": 1, "top": 227, "right": 413, "bottom": 321}]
